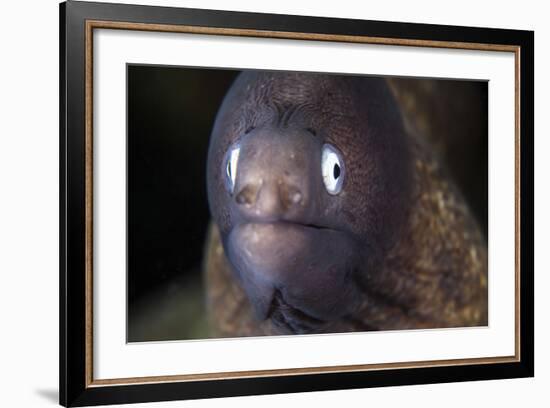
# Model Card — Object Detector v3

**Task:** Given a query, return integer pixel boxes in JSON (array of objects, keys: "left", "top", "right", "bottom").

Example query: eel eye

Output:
[
  {"left": 321, "top": 143, "right": 345, "bottom": 195},
  {"left": 225, "top": 144, "right": 241, "bottom": 194}
]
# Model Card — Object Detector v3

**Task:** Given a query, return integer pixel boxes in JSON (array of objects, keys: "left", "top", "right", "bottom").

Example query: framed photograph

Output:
[{"left": 59, "top": 1, "right": 534, "bottom": 406}]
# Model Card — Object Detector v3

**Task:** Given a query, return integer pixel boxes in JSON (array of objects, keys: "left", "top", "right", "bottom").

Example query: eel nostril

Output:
[
  {"left": 236, "top": 185, "right": 256, "bottom": 206},
  {"left": 236, "top": 180, "right": 304, "bottom": 214},
  {"left": 291, "top": 191, "right": 302, "bottom": 204},
  {"left": 281, "top": 184, "right": 303, "bottom": 208}
]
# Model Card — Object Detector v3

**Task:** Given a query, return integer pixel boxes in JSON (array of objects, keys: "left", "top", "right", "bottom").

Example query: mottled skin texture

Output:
[{"left": 204, "top": 72, "right": 487, "bottom": 337}]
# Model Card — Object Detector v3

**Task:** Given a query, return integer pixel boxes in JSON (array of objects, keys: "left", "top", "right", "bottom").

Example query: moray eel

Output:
[{"left": 204, "top": 71, "right": 488, "bottom": 336}]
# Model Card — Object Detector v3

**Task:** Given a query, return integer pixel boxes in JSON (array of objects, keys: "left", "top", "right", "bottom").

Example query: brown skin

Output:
[
  {"left": 205, "top": 71, "right": 487, "bottom": 337},
  {"left": 388, "top": 78, "right": 489, "bottom": 238}
]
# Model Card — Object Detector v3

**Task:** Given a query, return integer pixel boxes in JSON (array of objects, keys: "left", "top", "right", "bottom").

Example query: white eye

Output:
[
  {"left": 225, "top": 144, "right": 241, "bottom": 193},
  {"left": 321, "top": 144, "right": 345, "bottom": 195}
]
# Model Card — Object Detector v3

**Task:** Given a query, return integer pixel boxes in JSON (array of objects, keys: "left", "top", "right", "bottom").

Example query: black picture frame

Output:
[{"left": 59, "top": 1, "right": 534, "bottom": 406}]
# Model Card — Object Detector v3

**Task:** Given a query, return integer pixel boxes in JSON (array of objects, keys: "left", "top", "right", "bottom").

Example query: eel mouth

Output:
[
  {"left": 233, "top": 220, "right": 340, "bottom": 239},
  {"left": 267, "top": 290, "right": 327, "bottom": 334},
  {"left": 283, "top": 221, "right": 334, "bottom": 232},
  {"left": 239, "top": 220, "right": 336, "bottom": 232},
  {"left": 226, "top": 220, "right": 360, "bottom": 329},
  {"left": 227, "top": 220, "right": 344, "bottom": 278}
]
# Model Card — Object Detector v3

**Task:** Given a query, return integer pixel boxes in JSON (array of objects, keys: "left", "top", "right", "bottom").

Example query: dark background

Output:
[
  {"left": 127, "top": 66, "right": 239, "bottom": 341},
  {"left": 127, "top": 65, "right": 488, "bottom": 342}
]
